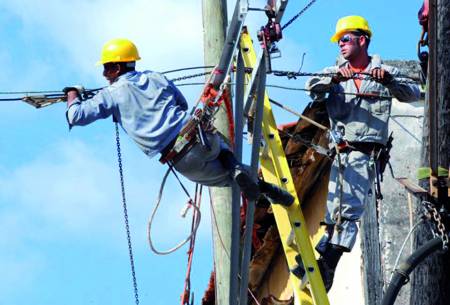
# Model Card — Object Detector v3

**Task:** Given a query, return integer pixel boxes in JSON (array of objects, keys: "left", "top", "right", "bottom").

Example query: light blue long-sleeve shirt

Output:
[{"left": 67, "top": 70, "right": 190, "bottom": 158}]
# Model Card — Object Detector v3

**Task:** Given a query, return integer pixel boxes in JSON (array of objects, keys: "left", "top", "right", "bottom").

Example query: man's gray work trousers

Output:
[
  {"left": 317, "top": 150, "right": 375, "bottom": 252},
  {"left": 173, "top": 132, "right": 233, "bottom": 187}
]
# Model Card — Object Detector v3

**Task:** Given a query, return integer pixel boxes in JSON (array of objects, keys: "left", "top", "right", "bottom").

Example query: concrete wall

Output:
[{"left": 379, "top": 99, "right": 424, "bottom": 305}]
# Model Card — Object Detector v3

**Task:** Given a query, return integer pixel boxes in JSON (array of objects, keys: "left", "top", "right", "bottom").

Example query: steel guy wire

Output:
[
  {"left": 161, "top": 65, "right": 215, "bottom": 74},
  {"left": 271, "top": 70, "right": 422, "bottom": 85},
  {"left": 0, "top": 69, "right": 419, "bottom": 100},
  {"left": 0, "top": 66, "right": 212, "bottom": 99},
  {"left": 170, "top": 71, "right": 212, "bottom": 83},
  {"left": 282, "top": 0, "right": 318, "bottom": 30}
]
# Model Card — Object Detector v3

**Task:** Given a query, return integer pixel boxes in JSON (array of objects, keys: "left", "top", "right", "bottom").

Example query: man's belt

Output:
[
  {"left": 338, "top": 141, "right": 385, "bottom": 155},
  {"left": 159, "top": 119, "right": 199, "bottom": 165}
]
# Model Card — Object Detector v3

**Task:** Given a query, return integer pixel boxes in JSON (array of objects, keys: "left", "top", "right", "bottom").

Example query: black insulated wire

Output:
[{"left": 282, "top": 0, "right": 318, "bottom": 30}]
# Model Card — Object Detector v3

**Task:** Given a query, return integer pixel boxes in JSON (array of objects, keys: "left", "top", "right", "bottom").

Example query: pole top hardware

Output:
[{"left": 257, "top": 5, "right": 283, "bottom": 47}]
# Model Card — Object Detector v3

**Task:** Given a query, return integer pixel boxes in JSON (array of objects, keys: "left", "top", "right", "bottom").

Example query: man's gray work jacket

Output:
[
  {"left": 305, "top": 55, "right": 420, "bottom": 145},
  {"left": 67, "top": 70, "right": 190, "bottom": 158}
]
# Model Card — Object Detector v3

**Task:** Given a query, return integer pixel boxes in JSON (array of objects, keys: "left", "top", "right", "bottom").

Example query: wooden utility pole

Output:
[
  {"left": 202, "top": 2, "right": 239, "bottom": 305},
  {"left": 411, "top": 0, "right": 450, "bottom": 304}
]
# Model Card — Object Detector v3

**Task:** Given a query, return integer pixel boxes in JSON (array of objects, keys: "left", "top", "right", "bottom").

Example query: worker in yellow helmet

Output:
[
  {"left": 292, "top": 16, "right": 421, "bottom": 291},
  {"left": 64, "top": 38, "right": 294, "bottom": 206}
]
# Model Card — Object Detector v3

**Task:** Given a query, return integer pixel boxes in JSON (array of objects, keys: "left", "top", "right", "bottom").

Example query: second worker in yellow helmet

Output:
[{"left": 291, "top": 16, "right": 421, "bottom": 292}]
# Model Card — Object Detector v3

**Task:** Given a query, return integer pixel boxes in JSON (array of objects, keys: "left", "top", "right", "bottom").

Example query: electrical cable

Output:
[
  {"left": 282, "top": 0, "right": 318, "bottom": 30},
  {"left": 389, "top": 219, "right": 425, "bottom": 283},
  {"left": 161, "top": 65, "right": 215, "bottom": 74},
  {"left": 147, "top": 167, "right": 202, "bottom": 255},
  {"left": 381, "top": 237, "right": 443, "bottom": 305},
  {"left": 271, "top": 70, "right": 421, "bottom": 85}
]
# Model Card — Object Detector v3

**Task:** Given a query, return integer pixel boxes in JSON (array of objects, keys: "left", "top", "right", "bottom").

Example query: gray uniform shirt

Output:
[
  {"left": 67, "top": 70, "right": 190, "bottom": 158},
  {"left": 305, "top": 55, "right": 420, "bottom": 145}
]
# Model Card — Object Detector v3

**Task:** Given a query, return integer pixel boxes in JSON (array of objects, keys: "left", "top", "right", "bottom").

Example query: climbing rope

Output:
[{"left": 114, "top": 121, "right": 140, "bottom": 305}]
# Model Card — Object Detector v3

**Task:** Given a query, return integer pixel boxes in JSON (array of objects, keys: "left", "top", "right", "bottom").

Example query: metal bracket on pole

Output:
[
  {"left": 229, "top": 49, "right": 246, "bottom": 305},
  {"left": 238, "top": 57, "right": 267, "bottom": 305}
]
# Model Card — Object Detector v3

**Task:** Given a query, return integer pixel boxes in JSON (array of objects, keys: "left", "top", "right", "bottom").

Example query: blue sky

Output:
[{"left": 0, "top": 1, "right": 423, "bottom": 305}]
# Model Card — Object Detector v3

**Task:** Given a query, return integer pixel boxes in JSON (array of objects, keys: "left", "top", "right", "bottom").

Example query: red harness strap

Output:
[{"left": 200, "top": 85, "right": 235, "bottom": 148}]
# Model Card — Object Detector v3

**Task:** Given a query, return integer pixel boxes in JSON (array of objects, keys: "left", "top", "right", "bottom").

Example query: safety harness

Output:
[{"left": 159, "top": 77, "right": 232, "bottom": 165}]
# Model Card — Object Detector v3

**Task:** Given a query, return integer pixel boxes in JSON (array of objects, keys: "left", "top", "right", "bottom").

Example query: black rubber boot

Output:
[
  {"left": 217, "top": 149, "right": 294, "bottom": 205},
  {"left": 291, "top": 254, "right": 306, "bottom": 279},
  {"left": 291, "top": 244, "right": 344, "bottom": 292},
  {"left": 258, "top": 180, "right": 294, "bottom": 207},
  {"left": 233, "top": 166, "right": 261, "bottom": 201},
  {"left": 317, "top": 244, "right": 344, "bottom": 291},
  {"left": 218, "top": 150, "right": 261, "bottom": 201}
]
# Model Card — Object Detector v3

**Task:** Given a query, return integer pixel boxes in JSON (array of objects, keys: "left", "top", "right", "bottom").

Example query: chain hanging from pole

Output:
[
  {"left": 115, "top": 121, "right": 140, "bottom": 305},
  {"left": 422, "top": 200, "right": 449, "bottom": 251}
]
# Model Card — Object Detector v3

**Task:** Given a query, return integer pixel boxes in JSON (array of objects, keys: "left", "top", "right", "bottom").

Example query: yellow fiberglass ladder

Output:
[{"left": 239, "top": 29, "right": 330, "bottom": 305}]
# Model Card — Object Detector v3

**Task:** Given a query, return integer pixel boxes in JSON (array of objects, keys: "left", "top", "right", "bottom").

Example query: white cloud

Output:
[
  {"left": 2, "top": 0, "right": 204, "bottom": 83},
  {"left": 0, "top": 138, "right": 212, "bottom": 246}
]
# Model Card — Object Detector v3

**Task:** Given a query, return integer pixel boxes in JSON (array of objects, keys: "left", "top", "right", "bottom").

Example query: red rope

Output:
[
  {"left": 180, "top": 185, "right": 202, "bottom": 305},
  {"left": 223, "top": 89, "right": 235, "bottom": 150}
]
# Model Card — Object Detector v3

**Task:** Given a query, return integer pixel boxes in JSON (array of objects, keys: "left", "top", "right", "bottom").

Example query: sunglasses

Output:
[{"left": 338, "top": 34, "right": 359, "bottom": 44}]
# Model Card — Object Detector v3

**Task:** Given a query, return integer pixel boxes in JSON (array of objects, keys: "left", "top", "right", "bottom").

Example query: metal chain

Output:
[
  {"left": 282, "top": 0, "right": 318, "bottom": 30},
  {"left": 423, "top": 200, "right": 449, "bottom": 251},
  {"left": 171, "top": 71, "right": 212, "bottom": 83},
  {"left": 115, "top": 122, "right": 140, "bottom": 305}
]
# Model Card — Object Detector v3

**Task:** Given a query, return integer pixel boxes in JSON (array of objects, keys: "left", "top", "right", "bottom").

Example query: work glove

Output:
[
  {"left": 370, "top": 68, "right": 393, "bottom": 85},
  {"left": 63, "top": 85, "right": 85, "bottom": 96},
  {"left": 63, "top": 85, "right": 85, "bottom": 104}
]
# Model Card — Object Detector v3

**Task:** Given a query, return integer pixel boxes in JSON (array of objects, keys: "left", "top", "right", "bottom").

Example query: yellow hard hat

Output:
[
  {"left": 96, "top": 38, "right": 141, "bottom": 65},
  {"left": 330, "top": 15, "right": 372, "bottom": 43}
]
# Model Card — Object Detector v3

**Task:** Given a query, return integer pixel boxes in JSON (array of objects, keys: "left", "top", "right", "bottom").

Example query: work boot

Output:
[
  {"left": 233, "top": 166, "right": 261, "bottom": 201},
  {"left": 317, "top": 244, "right": 344, "bottom": 291},
  {"left": 317, "top": 257, "right": 335, "bottom": 292},
  {"left": 291, "top": 254, "right": 306, "bottom": 280},
  {"left": 218, "top": 149, "right": 261, "bottom": 201},
  {"left": 258, "top": 180, "right": 294, "bottom": 207},
  {"left": 291, "top": 247, "right": 342, "bottom": 292}
]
